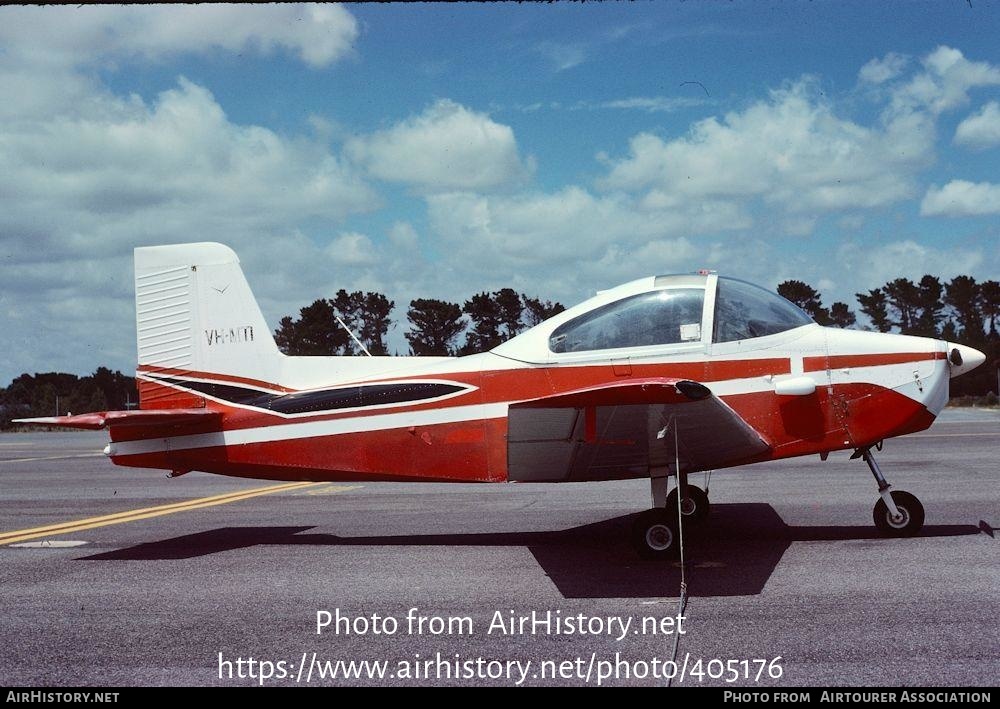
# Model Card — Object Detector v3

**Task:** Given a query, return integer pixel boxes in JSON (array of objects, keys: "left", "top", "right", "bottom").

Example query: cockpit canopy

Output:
[
  {"left": 712, "top": 277, "right": 814, "bottom": 343},
  {"left": 550, "top": 289, "right": 705, "bottom": 353},
  {"left": 493, "top": 273, "right": 815, "bottom": 363}
]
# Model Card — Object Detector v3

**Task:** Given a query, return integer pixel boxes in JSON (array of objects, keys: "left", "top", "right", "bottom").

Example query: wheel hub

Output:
[
  {"left": 646, "top": 524, "right": 673, "bottom": 551},
  {"left": 888, "top": 505, "right": 910, "bottom": 529}
]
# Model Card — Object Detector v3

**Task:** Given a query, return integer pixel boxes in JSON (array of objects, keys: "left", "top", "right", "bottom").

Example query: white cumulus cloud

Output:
[
  {"left": 954, "top": 101, "right": 1000, "bottom": 150},
  {"left": 836, "top": 240, "right": 983, "bottom": 289},
  {"left": 859, "top": 52, "right": 909, "bottom": 84},
  {"left": 888, "top": 45, "right": 1000, "bottom": 117},
  {"left": 347, "top": 100, "right": 533, "bottom": 193},
  {"left": 0, "top": 4, "right": 358, "bottom": 68},
  {"left": 325, "top": 232, "right": 380, "bottom": 266},
  {"left": 596, "top": 80, "right": 929, "bottom": 223},
  {"left": 920, "top": 180, "right": 1000, "bottom": 217},
  {"left": 0, "top": 77, "right": 378, "bottom": 260}
]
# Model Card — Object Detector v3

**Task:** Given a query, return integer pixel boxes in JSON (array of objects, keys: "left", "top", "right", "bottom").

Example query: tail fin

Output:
[{"left": 134, "top": 242, "right": 283, "bottom": 408}]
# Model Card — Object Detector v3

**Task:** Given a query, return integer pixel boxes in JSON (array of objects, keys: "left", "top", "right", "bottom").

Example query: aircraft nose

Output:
[{"left": 946, "top": 342, "right": 987, "bottom": 378}]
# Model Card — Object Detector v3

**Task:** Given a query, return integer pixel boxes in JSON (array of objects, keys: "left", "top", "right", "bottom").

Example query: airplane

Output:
[{"left": 18, "top": 242, "right": 987, "bottom": 558}]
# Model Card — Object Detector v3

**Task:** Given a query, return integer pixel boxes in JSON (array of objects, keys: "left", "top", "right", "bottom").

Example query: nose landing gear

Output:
[
  {"left": 873, "top": 490, "right": 924, "bottom": 535},
  {"left": 856, "top": 445, "right": 925, "bottom": 537}
]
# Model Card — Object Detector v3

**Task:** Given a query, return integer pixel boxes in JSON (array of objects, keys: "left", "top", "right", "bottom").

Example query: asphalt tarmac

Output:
[{"left": 1, "top": 409, "right": 998, "bottom": 687}]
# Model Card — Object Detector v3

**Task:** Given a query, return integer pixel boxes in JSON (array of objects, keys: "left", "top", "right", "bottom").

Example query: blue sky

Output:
[{"left": 1, "top": 3, "right": 999, "bottom": 383}]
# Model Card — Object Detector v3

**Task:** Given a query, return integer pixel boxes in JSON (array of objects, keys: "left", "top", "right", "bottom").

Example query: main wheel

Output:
[
  {"left": 873, "top": 490, "right": 924, "bottom": 537},
  {"left": 665, "top": 485, "right": 710, "bottom": 525},
  {"left": 631, "top": 508, "right": 679, "bottom": 559}
]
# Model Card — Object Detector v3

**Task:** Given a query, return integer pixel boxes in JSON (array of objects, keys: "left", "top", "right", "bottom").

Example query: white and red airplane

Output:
[{"left": 20, "top": 243, "right": 987, "bottom": 557}]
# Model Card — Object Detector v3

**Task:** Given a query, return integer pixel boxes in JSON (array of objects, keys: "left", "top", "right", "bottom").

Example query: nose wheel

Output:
[
  {"left": 873, "top": 490, "right": 924, "bottom": 536},
  {"left": 857, "top": 446, "right": 924, "bottom": 537}
]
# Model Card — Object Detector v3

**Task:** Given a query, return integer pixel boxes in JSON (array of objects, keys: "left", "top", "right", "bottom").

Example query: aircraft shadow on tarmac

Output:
[{"left": 79, "top": 503, "right": 984, "bottom": 599}]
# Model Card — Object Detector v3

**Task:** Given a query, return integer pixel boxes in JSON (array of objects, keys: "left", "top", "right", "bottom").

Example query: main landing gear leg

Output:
[
  {"left": 650, "top": 472, "right": 668, "bottom": 509},
  {"left": 857, "top": 446, "right": 924, "bottom": 537}
]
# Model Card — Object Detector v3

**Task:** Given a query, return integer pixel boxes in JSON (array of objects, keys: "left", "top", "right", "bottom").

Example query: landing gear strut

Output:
[
  {"left": 631, "top": 468, "right": 711, "bottom": 559},
  {"left": 857, "top": 446, "right": 924, "bottom": 537}
]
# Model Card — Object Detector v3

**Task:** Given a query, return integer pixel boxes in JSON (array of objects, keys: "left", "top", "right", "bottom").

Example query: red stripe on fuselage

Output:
[
  {"left": 137, "top": 365, "right": 293, "bottom": 392},
  {"left": 804, "top": 351, "right": 945, "bottom": 372}
]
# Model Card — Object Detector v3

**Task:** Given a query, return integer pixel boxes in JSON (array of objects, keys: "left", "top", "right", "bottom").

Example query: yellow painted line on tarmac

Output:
[
  {"left": 0, "top": 481, "right": 316, "bottom": 546},
  {"left": 304, "top": 484, "right": 361, "bottom": 496},
  {"left": 0, "top": 453, "right": 106, "bottom": 464}
]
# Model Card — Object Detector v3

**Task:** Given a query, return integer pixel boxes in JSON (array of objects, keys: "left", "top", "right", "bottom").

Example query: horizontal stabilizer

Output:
[{"left": 14, "top": 409, "right": 221, "bottom": 431}]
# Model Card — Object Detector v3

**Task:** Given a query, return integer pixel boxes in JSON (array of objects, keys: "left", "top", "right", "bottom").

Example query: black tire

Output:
[
  {"left": 873, "top": 490, "right": 924, "bottom": 537},
  {"left": 631, "top": 508, "right": 679, "bottom": 559},
  {"left": 665, "top": 485, "right": 710, "bottom": 525}
]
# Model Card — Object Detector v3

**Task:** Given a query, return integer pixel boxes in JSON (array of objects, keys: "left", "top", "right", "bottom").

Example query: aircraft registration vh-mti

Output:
[{"left": 19, "top": 243, "right": 987, "bottom": 558}]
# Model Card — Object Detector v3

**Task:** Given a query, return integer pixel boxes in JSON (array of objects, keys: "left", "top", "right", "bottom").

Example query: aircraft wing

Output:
[
  {"left": 507, "top": 378, "right": 771, "bottom": 482},
  {"left": 13, "top": 409, "right": 221, "bottom": 431}
]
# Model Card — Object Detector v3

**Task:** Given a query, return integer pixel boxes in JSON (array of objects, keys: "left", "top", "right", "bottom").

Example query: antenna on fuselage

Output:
[{"left": 334, "top": 315, "right": 373, "bottom": 357}]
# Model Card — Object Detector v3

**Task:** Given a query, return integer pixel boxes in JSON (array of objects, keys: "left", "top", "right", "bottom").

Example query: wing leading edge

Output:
[{"left": 507, "top": 378, "right": 771, "bottom": 482}]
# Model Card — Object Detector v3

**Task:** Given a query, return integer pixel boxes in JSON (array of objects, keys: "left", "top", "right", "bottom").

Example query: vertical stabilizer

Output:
[{"left": 134, "top": 242, "right": 283, "bottom": 407}]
